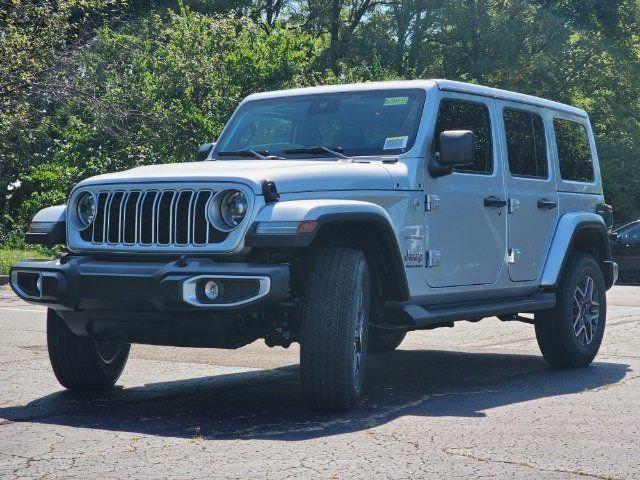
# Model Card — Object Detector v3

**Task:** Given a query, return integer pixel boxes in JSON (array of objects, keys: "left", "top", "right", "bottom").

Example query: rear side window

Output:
[
  {"left": 433, "top": 100, "right": 493, "bottom": 174},
  {"left": 554, "top": 118, "right": 594, "bottom": 183},
  {"left": 503, "top": 109, "right": 548, "bottom": 178}
]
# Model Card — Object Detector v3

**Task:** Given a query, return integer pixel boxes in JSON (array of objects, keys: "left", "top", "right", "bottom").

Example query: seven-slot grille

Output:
[{"left": 79, "top": 189, "right": 228, "bottom": 247}]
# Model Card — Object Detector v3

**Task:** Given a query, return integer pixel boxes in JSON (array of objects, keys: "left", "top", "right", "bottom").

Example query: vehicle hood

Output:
[{"left": 76, "top": 160, "right": 396, "bottom": 194}]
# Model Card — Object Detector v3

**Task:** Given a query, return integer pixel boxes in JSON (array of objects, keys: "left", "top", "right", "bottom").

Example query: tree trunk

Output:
[{"left": 329, "top": 0, "right": 342, "bottom": 71}]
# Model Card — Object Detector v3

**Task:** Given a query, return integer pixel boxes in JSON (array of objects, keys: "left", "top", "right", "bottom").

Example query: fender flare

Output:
[
  {"left": 26, "top": 205, "right": 67, "bottom": 247},
  {"left": 246, "top": 199, "right": 397, "bottom": 247},
  {"left": 245, "top": 199, "right": 409, "bottom": 300},
  {"left": 540, "top": 212, "right": 612, "bottom": 288}
]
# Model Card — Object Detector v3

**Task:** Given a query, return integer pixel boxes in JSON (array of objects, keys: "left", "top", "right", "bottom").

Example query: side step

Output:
[{"left": 382, "top": 292, "right": 556, "bottom": 330}]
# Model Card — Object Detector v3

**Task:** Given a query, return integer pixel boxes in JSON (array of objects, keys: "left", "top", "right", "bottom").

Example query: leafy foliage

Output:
[{"left": 1, "top": 0, "right": 640, "bottom": 244}]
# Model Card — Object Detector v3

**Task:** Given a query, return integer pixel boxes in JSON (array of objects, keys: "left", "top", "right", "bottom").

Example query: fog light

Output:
[{"left": 203, "top": 280, "right": 220, "bottom": 301}]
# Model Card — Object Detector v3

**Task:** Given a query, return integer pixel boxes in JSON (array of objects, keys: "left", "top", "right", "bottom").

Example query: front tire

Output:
[
  {"left": 47, "top": 309, "right": 130, "bottom": 391},
  {"left": 535, "top": 253, "right": 606, "bottom": 368},
  {"left": 300, "top": 247, "right": 370, "bottom": 411}
]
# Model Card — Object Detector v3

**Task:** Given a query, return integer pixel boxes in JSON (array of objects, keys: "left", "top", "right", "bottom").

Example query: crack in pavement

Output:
[{"left": 442, "top": 448, "right": 623, "bottom": 480}]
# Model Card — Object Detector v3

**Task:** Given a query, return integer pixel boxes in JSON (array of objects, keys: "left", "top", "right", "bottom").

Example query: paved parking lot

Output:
[{"left": 0, "top": 284, "right": 639, "bottom": 479}]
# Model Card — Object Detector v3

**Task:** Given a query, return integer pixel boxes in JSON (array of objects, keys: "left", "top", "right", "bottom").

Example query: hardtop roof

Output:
[{"left": 243, "top": 79, "right": 588, "bottom": 118}]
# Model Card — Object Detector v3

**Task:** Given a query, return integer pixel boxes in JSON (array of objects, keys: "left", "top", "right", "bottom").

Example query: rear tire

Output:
[
  {"left": 367, "top": 327, "right": 406, "bottom": 353},
  {"left": 535, "top": 252, "right": 606, "bottom": 368},
  {"left": 47, "top": 309, "right": 130, "bottom": 391},
  {"left": 300, "top": 247, "right": 370, "bottom": 411}
]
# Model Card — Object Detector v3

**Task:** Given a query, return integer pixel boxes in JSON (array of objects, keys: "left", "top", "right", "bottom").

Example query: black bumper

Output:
[{"left": 10, "top": 256, "right": 290, "bottom": 313}]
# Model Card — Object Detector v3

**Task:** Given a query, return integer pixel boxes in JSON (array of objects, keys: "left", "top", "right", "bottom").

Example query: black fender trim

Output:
[
  {"left": 245, "top": 212, "right": 409, "bottom": 300},
  {"left": 25, "top": 221, "right": 66, "bottom": 247},
  {"left": 554, "top": 220, "right": 616, "bottom": 290}
]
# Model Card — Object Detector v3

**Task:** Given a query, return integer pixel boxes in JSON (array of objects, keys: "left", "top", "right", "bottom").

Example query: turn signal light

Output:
[{"left": 296, "top": 221, "right": 318, "bottom": 234}]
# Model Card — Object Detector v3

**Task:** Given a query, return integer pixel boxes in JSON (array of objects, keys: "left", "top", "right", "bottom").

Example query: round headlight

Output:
[
  {"left": 76, "top": 192, "right": 96, "bottom": 229},
  {"left": 220, "top": 190, "right": 248, "bottom": 228}
]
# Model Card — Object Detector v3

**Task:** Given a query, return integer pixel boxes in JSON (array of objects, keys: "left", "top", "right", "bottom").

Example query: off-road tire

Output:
[
  {"left": 367, "top": 327, "right": 406, "bottom": 353},
  {"left": 47, "top": 309, "right": 130, "bottom": 391},
  {"left": 535, "top": 252, "right": 606, "bottom": 368},
  {"left": 300, "top": 247, "right": 370, "bottom": 411}
]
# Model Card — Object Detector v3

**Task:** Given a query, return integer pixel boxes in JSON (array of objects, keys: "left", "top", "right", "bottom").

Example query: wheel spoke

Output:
[
  {"left": 352, "top": 284, "right": 366, "bottom": 379},
  {"left": 572, "top": 273, "right": 600, "bottom": 347}
]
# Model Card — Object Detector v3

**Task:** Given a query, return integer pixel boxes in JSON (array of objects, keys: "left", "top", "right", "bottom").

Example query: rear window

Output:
[
  {"left": 503, "top": 109, "right": 548, "bottom": 178},
  {"left": 554, "top": 118, "right": 594, "bottom": 183}
]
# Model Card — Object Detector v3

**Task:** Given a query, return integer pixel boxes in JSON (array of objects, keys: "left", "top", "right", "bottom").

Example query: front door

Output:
[
  {"left": 425, "top": 94, "right": 507, "bottom": 288},
  {"left": 498, "top": 103, "right": 558, "bottom": 282}
]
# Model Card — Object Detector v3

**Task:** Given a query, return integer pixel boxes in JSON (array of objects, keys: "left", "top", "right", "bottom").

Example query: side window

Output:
[
  {"left": 433, "top": 100, "right": 493, "bottom": 174},
  {"left": 554, "top": 118, "right": 594, "bottom": 183},
  {"left": 503, "top": 109, "right": 548, "bottom": 178}
]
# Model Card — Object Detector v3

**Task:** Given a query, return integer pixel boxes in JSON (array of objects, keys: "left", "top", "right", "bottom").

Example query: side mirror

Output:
[
  {"left": 609, "top": 232, "right": 619, "bottom": 242},
  {"left": 439, "top": 130, "right": 475, "bottom": 166},
  {"left": 196, "top": 142, "right": 215, "bottom": 162},
  {"left": 429, "top": 130, "right": 475, "bottom": 178}
]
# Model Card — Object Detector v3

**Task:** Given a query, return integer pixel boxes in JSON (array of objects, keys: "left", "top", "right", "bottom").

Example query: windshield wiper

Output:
[
  {"left": 217, "top": 149, "right": 268, "bottom": 160},
  {"left": 283, "top": 146, "right": 349, "bottom": 160}
]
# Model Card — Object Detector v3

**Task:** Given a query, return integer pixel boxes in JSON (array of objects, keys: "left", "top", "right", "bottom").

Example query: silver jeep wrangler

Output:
[{"left": 11, "top": 80, "right": 618, "bottom": 411}]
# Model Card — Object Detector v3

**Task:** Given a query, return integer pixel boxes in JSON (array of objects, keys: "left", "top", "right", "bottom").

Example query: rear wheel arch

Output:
[
  {"left": 563, "top": 223, "right": 612, "bottom": 288},
  {"left": 542, "top": 217, "right": 613, "bottom": 290}
]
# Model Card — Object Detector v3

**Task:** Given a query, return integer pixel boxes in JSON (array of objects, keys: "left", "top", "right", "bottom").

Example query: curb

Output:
[{"left": 0, "top": 275, "right": 9, "bottom": 286}]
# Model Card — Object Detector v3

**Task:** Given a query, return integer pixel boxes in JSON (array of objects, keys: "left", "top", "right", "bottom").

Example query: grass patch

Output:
[{"left": 0, "top": 249, "right": 52, "bottom": 276}]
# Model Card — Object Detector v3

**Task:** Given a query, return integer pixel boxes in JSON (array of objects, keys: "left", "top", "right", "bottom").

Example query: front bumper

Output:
[{"left": 10, "top": 256, "right": 290, "bottom": 313}]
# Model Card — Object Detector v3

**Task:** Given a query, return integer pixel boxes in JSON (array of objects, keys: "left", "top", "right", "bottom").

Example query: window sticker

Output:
[
  {"left": 383, "top": 96, "right": 409, "bottom": 106},
  {"left": 383, "top": 136, "right": 409, "bottom": 150}
]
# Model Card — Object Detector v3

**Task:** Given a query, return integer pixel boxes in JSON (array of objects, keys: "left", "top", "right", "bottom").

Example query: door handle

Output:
[
  {"left": 537, "top": 199, "right": 557, "bottom": 210},
  {"left": 484, "top": 196, "right": 507, "bottom": 208}
]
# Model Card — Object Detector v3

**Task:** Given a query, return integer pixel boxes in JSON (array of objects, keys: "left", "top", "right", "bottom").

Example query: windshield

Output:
[{"left": 213, "top": 89, "right": 426, "bottom": 159}]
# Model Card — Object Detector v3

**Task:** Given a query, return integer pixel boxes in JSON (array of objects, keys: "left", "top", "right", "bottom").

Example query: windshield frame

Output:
[{"left": 212, "top": 88, "right": 427, "bottom": 161}]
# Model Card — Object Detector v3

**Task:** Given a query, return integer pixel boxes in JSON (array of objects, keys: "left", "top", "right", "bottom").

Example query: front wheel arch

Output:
[{"left": 308, "top": 215, "right": 409, "bottom": 304}]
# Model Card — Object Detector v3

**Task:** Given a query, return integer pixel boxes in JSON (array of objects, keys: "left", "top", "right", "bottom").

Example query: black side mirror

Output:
[
  {"left": 196, "top": 142, "right": 215, "bottom": 161},
  {"left": 439, "top": 130, "right": 475, "bottom": 166},
  {"left": 609, "top": 232, "right": 619, "bottom": 242},
  {"left": 429, "top": 130, "right": 475, "bottom": 178}
]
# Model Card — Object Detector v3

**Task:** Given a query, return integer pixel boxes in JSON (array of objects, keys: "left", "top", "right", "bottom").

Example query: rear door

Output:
[{"left": 498, "top": 103, "right": 558, "bottom": 282}]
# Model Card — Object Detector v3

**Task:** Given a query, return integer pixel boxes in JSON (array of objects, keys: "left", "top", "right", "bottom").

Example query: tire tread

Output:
[{"left": 301, "top": 247, "right": 367, "bottom": 411}]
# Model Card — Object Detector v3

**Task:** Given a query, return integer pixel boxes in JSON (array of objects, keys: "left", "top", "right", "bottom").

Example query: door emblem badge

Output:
[{"left": 404, "top": 250, "right": 424, "bottom": 263}]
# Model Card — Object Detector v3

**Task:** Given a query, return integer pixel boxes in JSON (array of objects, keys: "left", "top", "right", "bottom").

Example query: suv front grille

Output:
[{"left": 80, "top": 189, "right": 228, "bottom": 247}]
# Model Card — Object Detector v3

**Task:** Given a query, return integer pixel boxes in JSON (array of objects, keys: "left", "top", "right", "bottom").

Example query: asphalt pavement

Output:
[{"left": 0, "top": 284, "right": 639, "bottom": 479}]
